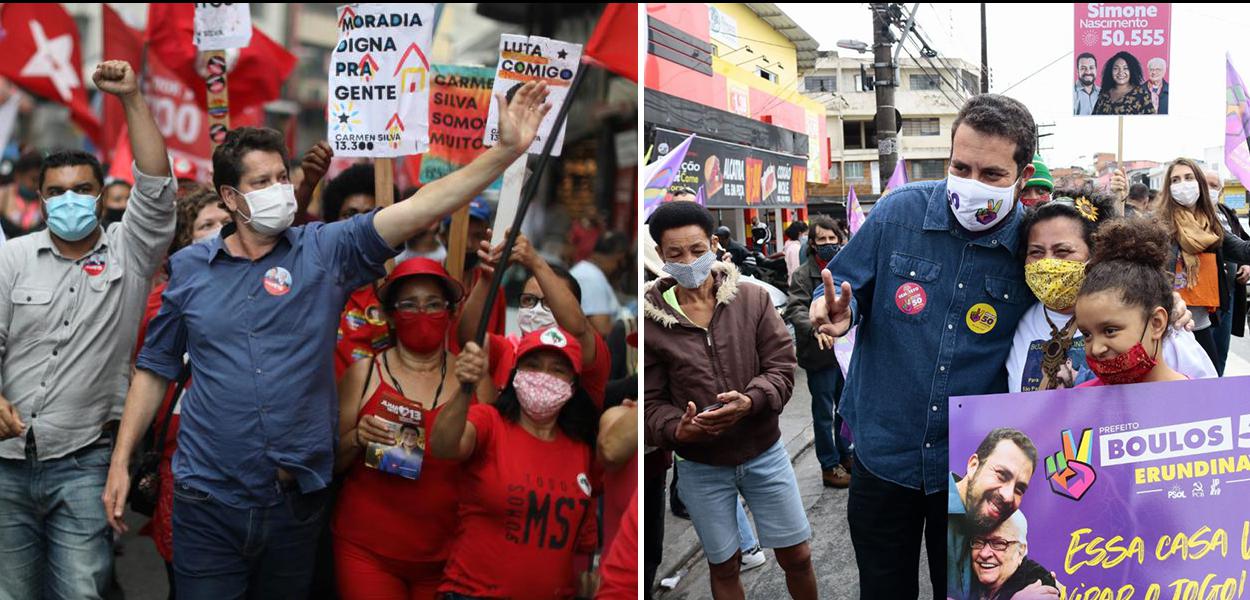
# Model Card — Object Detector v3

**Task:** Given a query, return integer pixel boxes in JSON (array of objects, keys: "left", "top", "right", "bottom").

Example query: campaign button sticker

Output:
[
  {"left": 966, "top": 303, "right": 998, "bottom": 335},
  {"left": 263, "top": 267, "right": 292, "bottom": 297},
  {"left": 83, "top": 254, "right": 106, "bottom": 277},
  {"left": 895, "top": 282, "right": 927, "bottom": 315}
]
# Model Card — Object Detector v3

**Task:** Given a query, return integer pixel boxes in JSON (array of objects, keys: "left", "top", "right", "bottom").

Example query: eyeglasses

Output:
[
  {"left": 970, "top": 538, "right": 1019, "bottom": 552},
  {"left": 393, "top": 299, "right": 450, "bottom": 315},
  {"left": 519, "top": 293, "right": 547, "bottom": 309}
]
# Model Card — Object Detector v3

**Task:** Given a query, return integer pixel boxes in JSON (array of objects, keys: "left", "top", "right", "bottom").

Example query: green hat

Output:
[{"left": 1026, "top": 155, "right": 1053, "bottom": 192}]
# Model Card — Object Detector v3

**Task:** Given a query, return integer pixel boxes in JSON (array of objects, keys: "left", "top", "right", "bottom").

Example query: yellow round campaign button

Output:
[{"left": 966, "top": 303, "right": 998, "bottom": 335}]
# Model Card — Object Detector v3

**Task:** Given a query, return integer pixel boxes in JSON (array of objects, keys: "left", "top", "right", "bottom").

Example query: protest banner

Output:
[
  {"left": 484, "top": 34, "right": 582, "bottom": 157},
  {"left": 949, "top": 377, "right": 1250, "bottom": 599},
  {"left": 420, "top": 65, "right": 496, "bottom": 184},
  {"left": 328, "top": 4, "right": 437, "bottom": 158},
  {"left": 193, "top": 3, "right": 251, "bottom": 51},
  {"left": 642, "top": 132, "right": 695, "bottom": 220},
  {"left": 1073, "top": 3, "right": 1171, "bottom": 116}
]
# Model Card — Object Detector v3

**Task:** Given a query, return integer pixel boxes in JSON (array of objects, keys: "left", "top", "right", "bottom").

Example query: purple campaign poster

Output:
[{"left": 950, "top": 377, "right": 1250, "bottom": 600}]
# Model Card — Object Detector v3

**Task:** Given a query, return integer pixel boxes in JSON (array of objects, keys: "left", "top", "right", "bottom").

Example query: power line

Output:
[
  {"left": 898, "top": 43, "right": 964, "bottom": 110},
  {"left": 998, "top": 50, "right": 1072, "bottom": 94}
]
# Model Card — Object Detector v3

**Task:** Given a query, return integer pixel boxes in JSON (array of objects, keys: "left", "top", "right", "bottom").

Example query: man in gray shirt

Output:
[{"left": 0, "top": 60, "right": 175, "bottom": 600}]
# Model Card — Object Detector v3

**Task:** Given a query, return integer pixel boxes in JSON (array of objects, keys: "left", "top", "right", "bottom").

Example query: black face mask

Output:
[
  {"left": 464, "top": 251, "right": 480, "bottom": 270},
  {"left": 103, "top": 208, "right": 126, "bottom": 227},
  {"left": 815, "top": 243, "right": 842, "bottom": 262},
  {"left": 17, "top": 185, "right": 38, "bottom": 201}
]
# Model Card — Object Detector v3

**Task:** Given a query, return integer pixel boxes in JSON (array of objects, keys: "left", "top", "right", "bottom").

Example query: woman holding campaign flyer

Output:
[
  {"left": 1005, "top": 192, "right": 1214, "bottom": 392},
  {"left": 431, "top": 328, "right": 600, "bottom": 600},
  {"left": 331, "top": 258, "right": 495, "bottom": 600}
]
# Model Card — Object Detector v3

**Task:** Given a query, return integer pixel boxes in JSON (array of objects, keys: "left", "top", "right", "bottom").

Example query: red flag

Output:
[
  {"left": 146, "top": 4, "right": 296, "bottom": 117},
  {"left": 101, "top": 5, "right": 144, "bottom": 164},
  {"left": 583, "top": 3, "right": 637, "bottom": 82},
  {"left": 0, "top": 4, "right": 101, "bottom": 143}
]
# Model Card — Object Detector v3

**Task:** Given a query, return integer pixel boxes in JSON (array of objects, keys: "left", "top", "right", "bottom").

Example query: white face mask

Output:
[
  {"left": 1170, "top": 181, "right": 1200, "bottom": 207},
  {"left": 232, "top": 183, "right": 296, "bottom": 236},
  {"left": 946, "top": 174, "right": 1018, "bottom": 232},
  {"left": 518, "top": 303, "right": 557, "bottom": 334}
]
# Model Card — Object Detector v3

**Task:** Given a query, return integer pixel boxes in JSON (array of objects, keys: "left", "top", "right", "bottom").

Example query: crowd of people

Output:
[
  {"left": 645, "top": 87, "right": 1246, "bottom": 599},
  {"left": 0, "top": 60, "right": 638, "bottom": 600}
]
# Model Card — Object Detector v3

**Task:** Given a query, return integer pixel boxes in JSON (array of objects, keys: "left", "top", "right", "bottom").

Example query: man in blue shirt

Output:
[
  {"left": 102, "top": 81, "right": 553, "bottom": 598},
  {"left": 810, "top": 94, "right": 1038, "bottom": 599}
]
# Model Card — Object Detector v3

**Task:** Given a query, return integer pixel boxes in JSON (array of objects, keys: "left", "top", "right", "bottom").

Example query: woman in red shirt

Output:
[
  {"left": 332, "top": 258, "right": 496, "bottom": 600},
  {"left": 432, "top": 328, "right": 601, "bottom": 600}
]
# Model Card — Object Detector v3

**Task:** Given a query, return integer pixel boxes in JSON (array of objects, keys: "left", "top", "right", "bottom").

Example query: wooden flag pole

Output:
[
  {"left": 1117, "top": 116, "right": 1124, "bottom": 167},
  {"left": 205, "top": 50, "right": 230, "bottom": 148},
  {"left": 375, "top": 158, "right": 396, "bottom": 272},
  {"left": 445, "top": 205, "right": 471, "bottom": 283}
]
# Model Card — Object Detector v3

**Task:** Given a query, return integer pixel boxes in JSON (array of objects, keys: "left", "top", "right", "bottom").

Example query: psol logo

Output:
[{"left": 1045, "top": 428, "right": 1097, "bottom": 501}]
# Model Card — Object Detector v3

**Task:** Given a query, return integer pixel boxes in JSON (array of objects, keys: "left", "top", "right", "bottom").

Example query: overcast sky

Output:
[{"left": 778, "top": 3, "right": 1250, "bottom": 175}]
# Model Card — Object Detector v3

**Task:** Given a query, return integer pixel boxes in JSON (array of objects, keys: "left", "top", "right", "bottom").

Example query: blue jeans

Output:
[
  {"left": 676, "top": 440, "right": 811, "bottom": 564},
  {"left": 0, "top": 441, "right": 113, "bottom": 600},
  {"left": 807, "top": 366, "right": 852, "bottom": 471},
  {"left": 1214, "top": 305, "right": 1233, "bottom": 376},
  {"left": 735, "top": 501, "right": 759, "bottom": 552},
  {"left": 172, "top": 481, "right": 330, "bottom": 600}
]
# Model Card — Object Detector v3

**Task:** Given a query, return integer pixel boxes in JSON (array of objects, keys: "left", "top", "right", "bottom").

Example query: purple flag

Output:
[
  {"left": 885, "top": 158, "right": 909, "bottom": 194},
  {"left": 643, "top": 133, "right": 695, "bottom": 219},
  {"left": 847, "top": 186, "right": 865, "bottom": 236},
  {"left": 1226, "top": 54, "right": 1250, "bottom": 190}
]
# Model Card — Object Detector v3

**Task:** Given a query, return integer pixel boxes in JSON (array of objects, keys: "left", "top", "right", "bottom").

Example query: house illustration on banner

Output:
[
  {"left": 337, "top": 6, "right": 357, "bottom": 29},
  {"left": 394, "top": 43, "right": 431, "bottom": 94},
  {"left": 358, "top": 54, "right": 380, "bottom": 82},
  {"left": 386, "top": 113, "right": 405, "bottom": 149}
]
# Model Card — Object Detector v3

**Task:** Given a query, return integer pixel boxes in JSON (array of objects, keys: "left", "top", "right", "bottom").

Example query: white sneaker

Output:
[{"left": 740, "top": 545, "right": 767, "bottom": 571}]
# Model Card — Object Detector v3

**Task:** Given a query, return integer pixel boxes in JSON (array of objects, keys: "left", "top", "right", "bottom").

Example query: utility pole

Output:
[
  {"left": 871, "top": 3, "right": 898, "bottom": 188},
  {"left": 980, "top": 3, "right": 989, "bottom": 93}
]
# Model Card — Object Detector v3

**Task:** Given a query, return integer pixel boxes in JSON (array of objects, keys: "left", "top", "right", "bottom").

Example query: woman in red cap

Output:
[
  {"left": 431, "top": 328, "right": 601, "bottom": 600},
  {"left": 331, "top": 258, "right": 495, "bottom": 600}
]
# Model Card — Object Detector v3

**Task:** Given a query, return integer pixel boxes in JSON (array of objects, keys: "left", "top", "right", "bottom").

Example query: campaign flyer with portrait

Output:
[
  {"left": 363, "top": 390, "right": 428, "bottom": 481},
  {"left": 1073, "top": 3, "right": 1171, "bottom": 116},
  {"left": 328, "top": 3, "right": 437, "bottom": 157},
  {"left": 948, "top": 378, "right": 1250, "bottom": 600}
]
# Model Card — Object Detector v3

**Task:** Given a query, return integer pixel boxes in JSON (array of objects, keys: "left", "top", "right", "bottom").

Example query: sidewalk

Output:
[{"left": 655, "top": 369, "right": 934, "bottom": 600}]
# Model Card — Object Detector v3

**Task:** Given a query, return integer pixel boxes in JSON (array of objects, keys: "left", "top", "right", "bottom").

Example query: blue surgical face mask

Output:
[
  {"left": 44, "top": 191, "right": 99, "bottom": 242},
  {"left": 663, "top": 251, "right": 717, "bottom": 289}
]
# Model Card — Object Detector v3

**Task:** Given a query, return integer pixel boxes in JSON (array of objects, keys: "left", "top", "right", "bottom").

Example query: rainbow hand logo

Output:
[{"left": 1045, "top": 428, "right": 1097, "bottom": 501}]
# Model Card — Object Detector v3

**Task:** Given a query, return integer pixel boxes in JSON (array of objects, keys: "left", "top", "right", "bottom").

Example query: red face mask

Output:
[
  {"left": 1085, "top": 326, "right": 1158, "bottom": 385},
  {"left": 393, "top": 311, "right": 450, "bottom": 354}
]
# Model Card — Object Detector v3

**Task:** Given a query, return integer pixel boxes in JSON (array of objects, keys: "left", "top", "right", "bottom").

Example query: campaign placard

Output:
[
  {"left": 1073, "top": 3, "right": 1171, "bottom": 116},
  {"left": 483, "top": 34, "right": 582, "bottom": 156},
  {"left": 949, "top": 377, "right": 1250, "bottom": 599},
  {"left": 420, "top": 65, "right": 496, "bottom": 184},
  {"left": 193, "top": 3, "right": 251, "bottom": 51},
  {"left": 328, "top": 4, "right": 436, "bottom": 157}
]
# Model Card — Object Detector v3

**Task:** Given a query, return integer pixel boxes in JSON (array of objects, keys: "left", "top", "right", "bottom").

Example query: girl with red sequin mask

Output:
[{"left": 1074, "top": 218, "right": 1188, "bottom": 386}]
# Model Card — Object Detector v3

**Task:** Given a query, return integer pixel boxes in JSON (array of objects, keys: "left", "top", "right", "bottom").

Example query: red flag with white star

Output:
[{"left": 0, "top": 3, "right": 101, "bottom": 144}]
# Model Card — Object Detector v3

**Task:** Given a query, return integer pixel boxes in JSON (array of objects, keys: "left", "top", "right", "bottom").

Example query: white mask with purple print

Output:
[{"left": 946, "top": 174, "right": 1017, "bottom": 232}]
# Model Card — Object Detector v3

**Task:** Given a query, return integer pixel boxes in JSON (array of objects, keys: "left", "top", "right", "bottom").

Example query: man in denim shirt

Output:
[
  {"left": 103, "top": 82, "right": 553, "bottom": 598},
  {"left": 810, "top": 95, "right": 1040, "bottom": 599}
]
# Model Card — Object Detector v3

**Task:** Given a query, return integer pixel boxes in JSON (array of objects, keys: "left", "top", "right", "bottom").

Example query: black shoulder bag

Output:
[{"left": 129, "top": 364, "right": 192, "bottom": 517}]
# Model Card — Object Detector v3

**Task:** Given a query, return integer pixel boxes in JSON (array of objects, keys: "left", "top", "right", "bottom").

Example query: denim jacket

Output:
[{"left": 814, "top": 180, "right": 1029, "bottom": 492}]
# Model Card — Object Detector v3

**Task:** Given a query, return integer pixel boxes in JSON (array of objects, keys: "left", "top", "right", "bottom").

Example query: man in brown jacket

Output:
[{"left": 643, "top": 201, "right": 815, "bottom": 600}]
